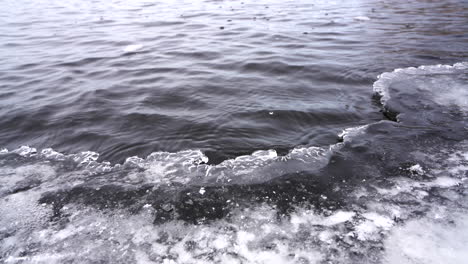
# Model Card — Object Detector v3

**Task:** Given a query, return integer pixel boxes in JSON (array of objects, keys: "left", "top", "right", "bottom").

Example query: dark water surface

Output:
[
  {"left": 0, "top": 0, "right": 467, "bottom": 263},
  {"left": 1, "top": 0, "right": 466, "bottom": 163}
]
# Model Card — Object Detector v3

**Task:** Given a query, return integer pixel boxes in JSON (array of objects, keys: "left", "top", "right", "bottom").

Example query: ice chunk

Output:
[
  {"left": 199, "top": 187, "right": 206, "bottom": 195},
  {"left": 409, "top": 164, "right": 424, "bottom": 175}
]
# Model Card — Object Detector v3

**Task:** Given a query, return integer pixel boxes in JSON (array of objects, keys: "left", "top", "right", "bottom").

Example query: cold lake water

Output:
[{"left": 0, "top": 0, "right": 467, "bottom": 263}]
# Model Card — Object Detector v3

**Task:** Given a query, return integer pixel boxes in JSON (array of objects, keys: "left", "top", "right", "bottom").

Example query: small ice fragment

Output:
[
  {"left": 199, "top": 187, "right": 206, "bottom": 195},
  {"left": 409, "top": 164, "right": 424, "bottom": 175},
  {"left": 201, "top": 155, "right": 209, "bottom": 163},
  {"left": 14, "top": 145, "right": 37, "bottom": 156},
  {"left": 123, "top": 44, "right": 143, "bottom": 53},
  {"left": 354, "top": 16, "right": 371, "bottom": 21},
  {"left": 0, "top": 148, "right": 7, "bottom": 153},
  {"left": 269, "top": 111, "right": 274, "bottom": 115},
  {"left": 142, "top": 204, "right": 152, "bottom": 209}
]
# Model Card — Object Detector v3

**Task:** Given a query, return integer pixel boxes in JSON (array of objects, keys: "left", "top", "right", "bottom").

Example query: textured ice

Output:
[
  {"left": 0, "top": 164, "right": 56, "bottom": 196},
  {"left": 338, "top": 124, "right": 368, "bottom": 141},
  {"left": 373, "top": 62, "right": 468, "bottom": 105},
  {"left": 1, "top": 131, "right": 467, "bottom": 263},
  {"left": 1, "top": 143, "right": 466, "bottom": 263},
  {"left": 12, "top": 145, "right": 37, "bottom": 157},
  {"left": 2, "top": 161, "right": 465, "bottom": 263},
  {"left": 1, "top": 203, "right": 328, "bottom": 263},
  {"left": 1, "top": 144, "right": 331, "bottom": 186},
  {"left": 384, "top": 208, "right": 468, "bottom": 264}
]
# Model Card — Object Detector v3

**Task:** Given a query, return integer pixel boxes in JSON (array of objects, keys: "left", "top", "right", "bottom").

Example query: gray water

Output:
[{"left": 1, "top": 0, "right": 466, "bottom": 162}]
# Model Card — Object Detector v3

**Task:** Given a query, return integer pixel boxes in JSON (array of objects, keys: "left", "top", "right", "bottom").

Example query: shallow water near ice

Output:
[{"left": 1, "top": 0, "right": 468, "bottom": 263}]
